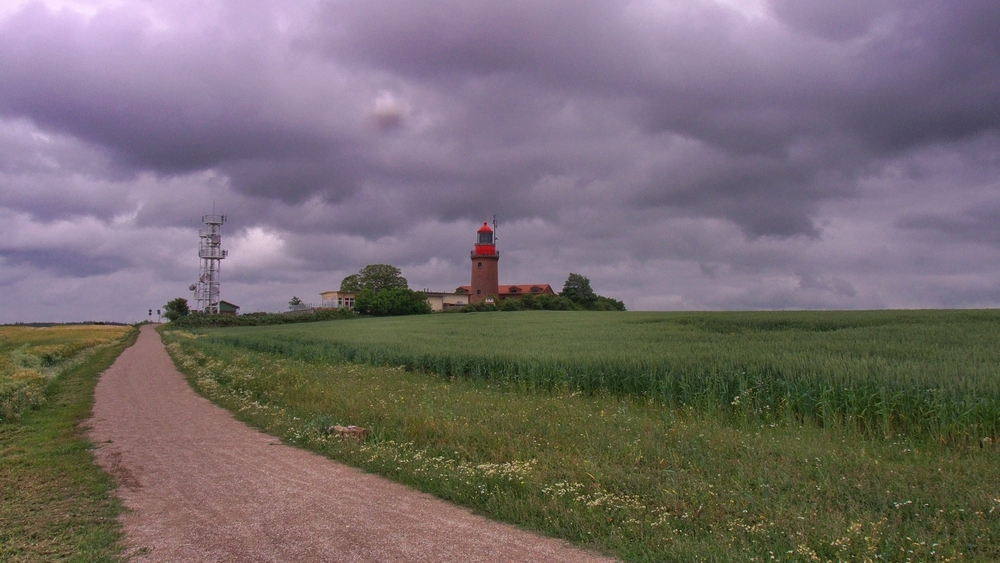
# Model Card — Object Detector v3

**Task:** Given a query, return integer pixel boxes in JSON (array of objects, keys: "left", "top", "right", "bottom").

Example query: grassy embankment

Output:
[
  {"left": 163, "top": 311, "right": 1000, "bottom": 562},
  {"left": 1, "top": 324, "right": 136, "bottom": 562}
]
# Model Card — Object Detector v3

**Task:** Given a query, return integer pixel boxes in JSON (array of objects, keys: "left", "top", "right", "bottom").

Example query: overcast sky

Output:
[{"left": 1, "top": 0, "right": 998, "bottom": 322}]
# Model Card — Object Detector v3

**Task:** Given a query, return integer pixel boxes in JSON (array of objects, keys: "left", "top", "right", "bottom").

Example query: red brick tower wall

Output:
[{"left": 470, "top": 253, "right": 499, "bottom": 304}]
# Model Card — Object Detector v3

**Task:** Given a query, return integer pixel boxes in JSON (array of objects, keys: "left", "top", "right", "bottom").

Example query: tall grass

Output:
[
  {"left": 0, "top": 325, "right": 133, "bottom": 423},
  {"left": 177, "top": 310, "right": 1000, "bottom": 443}
]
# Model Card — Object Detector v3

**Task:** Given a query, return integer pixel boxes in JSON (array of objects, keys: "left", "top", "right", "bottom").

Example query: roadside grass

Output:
[
  {"left": 186, "top": 310, "right": 1000, "bottom": 445},
  {"left": 0, "top": 326, "right": 136, "bottom": 562},
  {"left": 164, "top": 325, "right": 1000, "bottom": 563}
]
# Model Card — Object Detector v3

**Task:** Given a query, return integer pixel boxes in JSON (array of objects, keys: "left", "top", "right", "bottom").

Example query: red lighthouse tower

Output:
[{"left": 470, "top": 221, "right": 499, "bottom": 304}]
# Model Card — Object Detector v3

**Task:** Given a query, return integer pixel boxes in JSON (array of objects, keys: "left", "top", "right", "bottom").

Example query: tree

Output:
[
  {"left": 288, "top": 296, "right": 304, "bottom": 310},
  {"left": 163, "top": 297, "right": 190, "bottom": 321},
  {"left": 558, "top": 273, "right": 626, "bottom": 311},
  {"left": 560, "top": 273, "right": 598, "bottom": 307},
  {"left": 340, "top": 274, "right": 362, "bottom": 292},
  {"left": 340, "top": 264, "right": 408, "bottom": 293}
]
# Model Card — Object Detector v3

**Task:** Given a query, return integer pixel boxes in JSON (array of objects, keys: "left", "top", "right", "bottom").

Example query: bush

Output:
[
  {"left": 461, "top": 294, "right": 580, "bottom": 313},
  {"left": 592, "top": 296, "right": 626, "bottom": 311},
  {"left": 499, "top": 298, "right": 522, "bottom": 312},
  {"left": 354, "top": 288, "right": 432, "bottom": 317},
  {"left": 460, "top": 301, "right": 499, "bottom": 313}
]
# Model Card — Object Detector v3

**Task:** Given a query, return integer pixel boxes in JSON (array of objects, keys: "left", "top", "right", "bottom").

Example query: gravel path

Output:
[{"left": 88, "top": 325, "right": 614, "bottom": 562}]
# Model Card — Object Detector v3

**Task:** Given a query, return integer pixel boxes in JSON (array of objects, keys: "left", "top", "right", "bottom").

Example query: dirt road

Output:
[{"left": 88, "top": 325, "right": 613, "bottom": 562}]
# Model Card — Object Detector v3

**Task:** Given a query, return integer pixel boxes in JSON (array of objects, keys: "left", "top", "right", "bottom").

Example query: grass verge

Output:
[
  {"left": 0, "top": 327, "right": 137, "bottom": 562},
  {"left": 164, "top": 329, "right": 1000, "bottom": 563}
]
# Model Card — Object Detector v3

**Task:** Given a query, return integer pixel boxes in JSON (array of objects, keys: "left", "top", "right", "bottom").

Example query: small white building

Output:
[
  {"left": 319, "top": 291, "right": 356, "bottom": 310},
  {"left": 422, "top": 291, "right": 467, "bottom": 312}
]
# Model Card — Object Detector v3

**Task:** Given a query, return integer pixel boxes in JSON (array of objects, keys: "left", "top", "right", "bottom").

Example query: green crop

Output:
[
  {"left": 163, "top": 313, "right": 1000, "bottom": 563},
  {"left": 185, "top": 310, "right": 1000, "bottom": 444}
]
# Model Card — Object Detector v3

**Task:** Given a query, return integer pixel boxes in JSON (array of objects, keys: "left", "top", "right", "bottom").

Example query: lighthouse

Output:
[{"left": 470, "top": 221, "right": 499, "bottom": 304}]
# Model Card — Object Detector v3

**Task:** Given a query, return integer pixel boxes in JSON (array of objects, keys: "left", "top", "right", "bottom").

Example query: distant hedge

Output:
[
  {"left": 459, "top": 293, "right": 626, "bottom": 313},
  {"left": 165, "top": 308, "right": 354, "bottom": 329}
]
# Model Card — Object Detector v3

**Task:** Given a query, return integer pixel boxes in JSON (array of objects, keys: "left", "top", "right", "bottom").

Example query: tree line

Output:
[{"left": 162, "top": 264, "right": 624, "bottom": 323}]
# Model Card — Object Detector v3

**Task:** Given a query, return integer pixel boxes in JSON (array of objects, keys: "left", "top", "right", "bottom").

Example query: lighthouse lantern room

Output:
[{"left": 475, "top": 222, "right": 496, "bottom": 254}]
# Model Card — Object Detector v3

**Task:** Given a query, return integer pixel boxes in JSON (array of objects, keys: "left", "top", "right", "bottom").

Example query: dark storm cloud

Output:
[
  {"left": 898, "top": 203, "right": 1000, "bottom": 246},
  {"left": 797, "top": 273, "right": 856, "bottom": 298},
  {"left": 2, "top": 0, "right": 997, "bottom": 237},
  {"left": 769, "top": 0, "right": 894, "bottom": 41},
  {"left": 310, "top": 0, "right": 1000, "bottom": 237},
  {"left": 0, "top": 2, "right": 364, "bottom": 204},
  {"left": 842, "top": 1, "right": 1000, "bottom": 153},
  {"left": 1, "top": 248, "right": 123, "bottom": 276}
]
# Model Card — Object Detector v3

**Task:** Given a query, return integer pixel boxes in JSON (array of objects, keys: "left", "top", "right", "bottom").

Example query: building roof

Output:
[
  {"left": 422, "top": 291, "right": 465, "bottom": 297},
  {"left": 319, "top": 290, "right": 355, "bottom": 297},
  {"left": 457, "top": 284, "right": 555, "bottom": 296},
  {"left": 218, "top": 300, "right": 240, "bottom": 311}
]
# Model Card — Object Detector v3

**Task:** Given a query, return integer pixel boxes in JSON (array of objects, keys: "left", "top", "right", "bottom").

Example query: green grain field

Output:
[
  {"left": 163, "top": 310, "right": 1000, "bottom": 562},
  {"left": 186, "top": 309, "right": 1000, "bottom": 443}
]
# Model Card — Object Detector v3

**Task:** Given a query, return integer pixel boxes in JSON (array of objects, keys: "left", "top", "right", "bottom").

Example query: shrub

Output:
[
  {"left": 163, "top": 297, "right": 191, "bottom": 321},
  {"left": 166, "top": 308, "right": 354, "bottom": 328},
  {"left": 354, "top": 288, "right": 432, "bottom": 317}
]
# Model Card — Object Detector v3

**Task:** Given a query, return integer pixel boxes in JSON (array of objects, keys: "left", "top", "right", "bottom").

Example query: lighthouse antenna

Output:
[{"left": 492, "top": 214, "right": 498, "bottom": 246}]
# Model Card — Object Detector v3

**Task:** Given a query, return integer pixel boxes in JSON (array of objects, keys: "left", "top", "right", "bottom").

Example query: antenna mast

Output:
[
  {"left": 194, "top": 214, "right": 228, "bottom": 314},
  {"left": 492, "top": 214, "right": 498, "bottom": 246}
]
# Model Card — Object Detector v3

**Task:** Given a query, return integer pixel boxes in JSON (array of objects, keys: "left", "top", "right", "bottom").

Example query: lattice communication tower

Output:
[{"left": 190, "top": 214, "right": 228, "bottom": 314}]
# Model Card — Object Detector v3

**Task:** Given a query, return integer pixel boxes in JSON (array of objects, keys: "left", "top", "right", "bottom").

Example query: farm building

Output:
[
  {"left": 423, "top": 291, "right": 468, "bottom": 311},
  {"left": 218, "top": 300, "right": 240, "bottom": 315}
]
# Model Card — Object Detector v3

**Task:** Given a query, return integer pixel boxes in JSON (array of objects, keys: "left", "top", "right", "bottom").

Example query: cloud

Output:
[
  {"left": 369, "top": 91, "right": 409, "bottom": 132},
  {"left": 0, "top": 0, "right": 999, "bottom": 321},
  {"left": 769, "top": 0, "right": 894, "bottom": 41},
  {"left": 225, "top": 226, "right": 298, "bottom": 276}
]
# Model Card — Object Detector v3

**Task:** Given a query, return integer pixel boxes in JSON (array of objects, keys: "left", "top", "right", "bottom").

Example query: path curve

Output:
[{"left": 88, "top": 325, "right": 613, "bottom": 562}]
